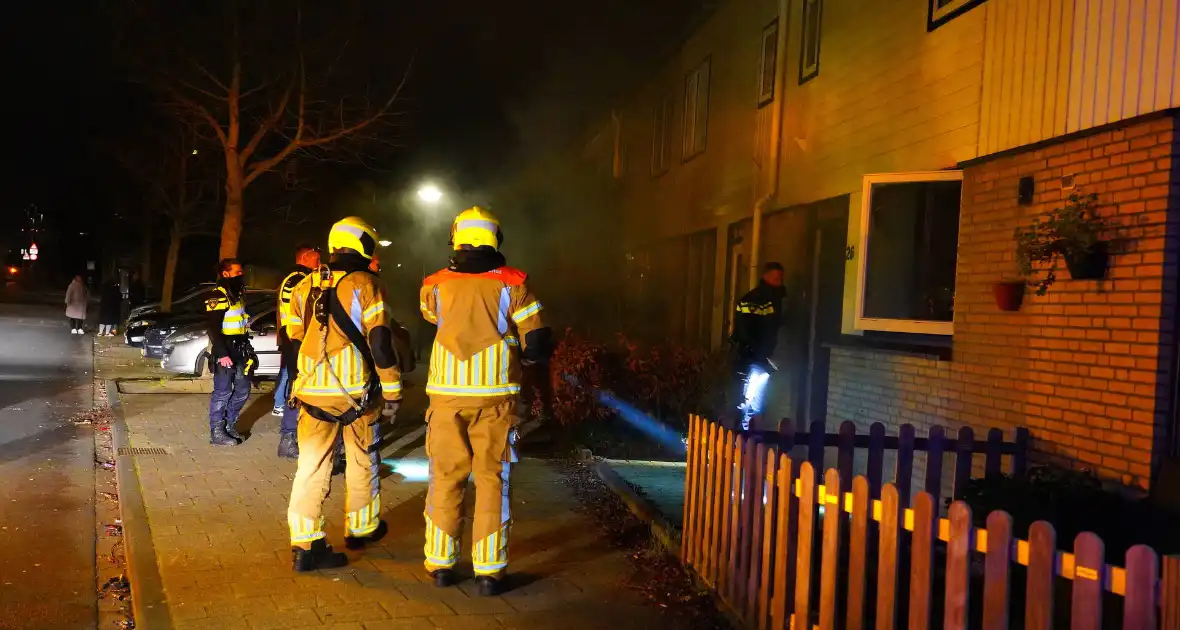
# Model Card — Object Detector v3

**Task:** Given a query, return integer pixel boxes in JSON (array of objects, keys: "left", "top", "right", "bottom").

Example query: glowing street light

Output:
[
  {"left": 378, "top": 239, "right": 392, "bottom": 247},
  {"left": 417, "top": 184, "right": 443, "bottom": 204}
]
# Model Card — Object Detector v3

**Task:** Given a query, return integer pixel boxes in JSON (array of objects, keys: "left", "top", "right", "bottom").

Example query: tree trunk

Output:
[
  {"left": 160, "top": 225, "right": 183, "bottom": 313},
  {"left": 140, "top": 206, "right": 153, "bottom": 286},
  {"left": 220, "top": 154, "right": 245, "bottom": 259}
]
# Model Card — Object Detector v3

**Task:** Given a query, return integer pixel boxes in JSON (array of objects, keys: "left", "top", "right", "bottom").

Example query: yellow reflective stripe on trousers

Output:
[
  {"left": 472, "top": 525, "right": 510, "bottom": 575},
  {"left": 424, "top": 516, "right": 458, "bottom": 569},
  {"left": 346, "top": 495, "right": 381, "bottom": 536},
  {"left": 511, "top": 300, "right": 542, "bottom": 323},
  {"left": 288, "top": 514, "right": 326, "bottom": 544}
]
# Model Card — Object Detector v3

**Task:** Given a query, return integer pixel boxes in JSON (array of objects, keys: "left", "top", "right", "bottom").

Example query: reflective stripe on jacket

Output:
[
  {"left": 288, "top": 269, "right": 403, "bottom": 416},
  {"left": 205, "top": 286, "right": 248, "bottom": 336},
  {"left": 420, "top": 266, "right": 544, "bottom": 408}
]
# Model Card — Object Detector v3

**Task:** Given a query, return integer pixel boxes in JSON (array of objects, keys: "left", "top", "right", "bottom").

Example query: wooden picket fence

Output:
[{"left": 681, "top": 415, "right": 1180, "bottom": 630}]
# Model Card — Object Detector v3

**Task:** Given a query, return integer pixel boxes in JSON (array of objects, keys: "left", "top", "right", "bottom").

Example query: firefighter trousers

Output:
[
  {"left": 423, "top": 399, "right": 519, "bottom": 577},
  {"left": 287, "top": 405, "right": 382, "bottom": 548}
]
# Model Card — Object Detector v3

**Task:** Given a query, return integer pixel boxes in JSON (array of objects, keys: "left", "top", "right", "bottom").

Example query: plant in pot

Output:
[
  {"left": 1014, "top": 192, "right": 1114, "bottom": 296},
  {"left": 992, "top": 279, "right": 1025, "bottom": 311}
]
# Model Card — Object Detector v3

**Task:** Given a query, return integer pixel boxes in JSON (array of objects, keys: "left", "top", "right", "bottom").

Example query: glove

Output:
[{"left": 381, "top": 401, "right": 400, "bottom": 419}]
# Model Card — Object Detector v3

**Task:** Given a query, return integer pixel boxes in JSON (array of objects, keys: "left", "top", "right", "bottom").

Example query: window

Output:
[
  {"left": 799, "top": 0, "right": 823, "bottom": 84},
  {"left": 928, "top": 0, "right": 988, "bottom": 30},
  {"left": 682, "top": 57, "right": 710, "bottom": 160},
  {"left": 651, "top": 95, "right": 673, "bottom": 176},
  {"left": 757, "top": 19, "right": 779, "bottom": 106},
  {"left": 854, "top": 172, "right": 962, "bottom": 335}
]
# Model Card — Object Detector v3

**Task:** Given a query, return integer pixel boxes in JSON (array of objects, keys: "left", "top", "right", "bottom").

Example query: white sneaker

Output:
[
  {"left": 272, "top": 406, "right": 284, "bottom": 417},
  {"left": 72, "top": 329, "right": 80, "bottom": 335}
]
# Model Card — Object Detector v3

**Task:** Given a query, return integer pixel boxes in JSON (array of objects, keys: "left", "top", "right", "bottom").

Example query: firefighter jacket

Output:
[
  {"left": 732, "top": 282, "right": 786, "bottom": 364},
  {"left": 420, "top": 254, "right": 548, "bottom": 409},
  {"left": 204, "top": 283, "right": 248, "bottom": 361},
  {"left": 287, "top": 257, "right": 403, "bottom": 418},
  {"left": 277, "top": 265, "right": 311, "bottom": 347}
]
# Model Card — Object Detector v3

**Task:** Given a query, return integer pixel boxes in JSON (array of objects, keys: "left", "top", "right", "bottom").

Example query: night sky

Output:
[{"left": 0, "top": 1, "right": 706, "bottom": 280}]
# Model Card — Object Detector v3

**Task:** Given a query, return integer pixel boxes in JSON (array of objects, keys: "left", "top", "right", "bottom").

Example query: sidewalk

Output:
[
  {"left": 116, "top": 390, "right": 676, "bottom": 629},
  {"left": 601, "top": 460, "right": 686, "bottom": 530}
]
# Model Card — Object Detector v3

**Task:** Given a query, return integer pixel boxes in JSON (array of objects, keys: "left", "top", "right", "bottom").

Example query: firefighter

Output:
[
  {"left": 285, "top": 217, "right": 403, "bottom": 572},
  {"left": 275, "top": 244, "right": 322, "bottom": 458},
  {"left": 731, "top": 261, "right": 786, "bottom": 433},
  {"left": 419, "top": 206, "right": 553, "bottom": 596},
  {"left": 206, "top": 258, "right": 257, "bottom": 446}
]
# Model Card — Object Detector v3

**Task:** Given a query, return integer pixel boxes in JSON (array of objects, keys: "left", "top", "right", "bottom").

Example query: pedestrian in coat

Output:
[
  {"left": 65, "top": 275, "right": 88, "bottom": 335},
  {"left": 98, "top": 282, "right": 122, "bottom": 336}
]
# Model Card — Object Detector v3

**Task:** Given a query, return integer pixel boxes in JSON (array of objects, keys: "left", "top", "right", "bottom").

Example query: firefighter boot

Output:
[
  {"left": 210, "top": 423, "right": 241, "bottom": 446},
  {"left": 277, "top": 432, "right": 299, "bottom": 459},
  {"left": 292, "top": 539, "right": 348, "bottom": 572},
  {"left": 430, "top": 569, "right": 457, "bottom": 588},
  {"left": 344, "top": 519, "right": 388, "bottom": 550},
  {"left": 475, "top": 575, "right": 503, "bottom": 597}
]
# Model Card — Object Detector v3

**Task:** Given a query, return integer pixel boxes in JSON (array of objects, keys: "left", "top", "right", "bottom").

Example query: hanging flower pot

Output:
[
  {"left": 992, "top": 281, "right": 1026, "bottom": 312},
  {"left": 1063, "top": 241, "right": 1109, "bottom": 281}
]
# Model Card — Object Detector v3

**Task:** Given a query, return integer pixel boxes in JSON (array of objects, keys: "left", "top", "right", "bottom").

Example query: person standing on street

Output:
[
  {"left": 274, "top": 244, "right": 321, "bottom": 458},
  {"left": 731, "top": 261, "right": 786, "bottom": 433},
  {"left": 205, "top": 259, "right": 256, "bottom": 446},
  {"left": 419, "top": 207, "right": 553, "bottom": 595},
  {"left": 285, "top": 217, "right": 403, "bottom": 571},
  {"left": 65, "top": 275, "right": 88, "bottom": 335},
  {"left": 97, "top": 281, "right": 122, "bottom": 336}
]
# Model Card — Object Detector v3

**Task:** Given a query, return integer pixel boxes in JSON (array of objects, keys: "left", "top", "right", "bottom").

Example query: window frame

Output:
[
  {"left": 682, "top": 56, "right": 711, "bottom": 161},
  {"left": 798, "top": 0, "right": 823, "bottom": 85},
  {"left": 853, "top": 170, "right": 964, "bottom": 336},
  {"left": 928, "top": 0, "right": 988, "bottom": 31},
  {"left": 757, "top": 18, "right": 779, "bottom": 107},
  {"left": 650, "top": 94, "right": 673, "bottom": 176}
]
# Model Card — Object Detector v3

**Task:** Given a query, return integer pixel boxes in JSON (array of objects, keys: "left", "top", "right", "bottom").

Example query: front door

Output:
[{"left": 800, "top": 196, "right": 850, "bottom": 424}]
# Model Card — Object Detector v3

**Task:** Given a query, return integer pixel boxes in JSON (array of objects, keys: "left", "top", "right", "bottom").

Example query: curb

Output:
[
  {"left": 592, "top": 458, "right": 743, "bottom": 630},
  {"left": 107, "top": 380, "right": 173, "bottom": 630}
]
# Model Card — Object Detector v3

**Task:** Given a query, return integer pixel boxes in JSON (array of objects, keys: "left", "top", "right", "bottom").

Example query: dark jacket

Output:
[
  {"left": 98, "top": 283, "right": 123, "bottom": 325},
  {"left": 732, "top": 282, "right": 786, "bottom": 364}
]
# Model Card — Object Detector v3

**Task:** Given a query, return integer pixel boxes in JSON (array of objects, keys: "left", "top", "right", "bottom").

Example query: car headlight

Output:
[
  {"left": 129, "top": 320, "right": 149, "bottom": 328},
  {"left": 169, "top": 331, "right": 203, "bottom": 344}
]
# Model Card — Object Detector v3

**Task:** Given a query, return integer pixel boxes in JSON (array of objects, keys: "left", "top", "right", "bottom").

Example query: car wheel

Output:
[{"left": 193, "top": 352, "right": 208, "bottom": 377}]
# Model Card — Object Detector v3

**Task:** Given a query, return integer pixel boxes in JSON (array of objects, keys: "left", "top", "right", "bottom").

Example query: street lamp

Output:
[
  {"left": 378, "top": 239, "right": 392, "bottom": 247},
  {"left": 417, "top": 184, "right": 443, "bottom": 204}
]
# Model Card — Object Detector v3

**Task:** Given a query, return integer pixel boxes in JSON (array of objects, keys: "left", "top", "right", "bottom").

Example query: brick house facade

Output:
[{"left": 827, "top": 113, "right": 1179, "bottom": 489}]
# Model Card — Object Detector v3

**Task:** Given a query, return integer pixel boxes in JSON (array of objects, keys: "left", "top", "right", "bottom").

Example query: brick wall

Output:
[{"left": 826, "top": 114, "right": 1180, "bottom": 490}]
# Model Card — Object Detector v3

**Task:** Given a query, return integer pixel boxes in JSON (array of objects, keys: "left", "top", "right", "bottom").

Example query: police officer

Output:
[
  {"left": 419, "top": 207, "right": 553, "bottom": 595},
  {"left": 275, "top": 244, "right": 322, "bottom": 458},
  {"left": 206, "top": 258, "right": 256, "bottom": 446},
  {"left": 285, "top": 217, "right": 403, "bottom": 572},
  {"left": 731, "top": 261, "right": 786, "bottom": 433}
]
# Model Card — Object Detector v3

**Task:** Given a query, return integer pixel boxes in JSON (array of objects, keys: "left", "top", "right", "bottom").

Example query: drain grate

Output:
[{"left": 118, "top": 447, "right": 171, "bottom": 456}]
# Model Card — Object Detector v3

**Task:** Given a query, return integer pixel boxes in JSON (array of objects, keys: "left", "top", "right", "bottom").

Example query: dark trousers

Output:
[
  {"left": 278, "top": 350, "right": 299, "bottom": 434},
  {"left": 69, "top": 318, "right": 84, "bottom": 329},
  {"left": 209, "top": 362, "right": 251, "bottom": 431}
]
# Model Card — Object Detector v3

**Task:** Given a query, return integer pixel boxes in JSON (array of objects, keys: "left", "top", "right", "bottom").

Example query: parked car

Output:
[
  {"left": 140, "top": 291, "right": 276, "bottom": 359},
  {"left": 126, "top": 288, "right": 274, "bottom": 348},
  {"left": 126, "top": 283, "right": 213, "bottom": 322},
  {"left": 161, "top": 308, "right": 282, "bottom": 377}
]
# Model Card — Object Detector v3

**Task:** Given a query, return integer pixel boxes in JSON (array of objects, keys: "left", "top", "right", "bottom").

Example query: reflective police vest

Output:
[
  {"left": 278, "top": 270, "right": 308, "bottom": 334},
  {"left": 208, "top": 287, "right": 248, "bottom": 336}
]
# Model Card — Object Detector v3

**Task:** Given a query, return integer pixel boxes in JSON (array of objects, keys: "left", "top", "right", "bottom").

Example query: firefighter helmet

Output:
[
  {"left": 328, "top": 216, "right": 379, "bottom": 260},
  {"left": 449, "top": 206, "right": 503, "bottom": 251}
]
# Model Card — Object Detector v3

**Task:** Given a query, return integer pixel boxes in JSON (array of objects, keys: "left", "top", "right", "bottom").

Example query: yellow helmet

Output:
[
  {"left": 449, "top": 206, "right": 503, "bottom": 251},
  {"left": 328, "top": 216, "right": 379, "bottom": 260}
]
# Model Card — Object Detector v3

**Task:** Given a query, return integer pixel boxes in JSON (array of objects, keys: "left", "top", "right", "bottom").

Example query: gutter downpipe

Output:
[{"left": 750, "top": 0, "right": 791, "bottom": 289}]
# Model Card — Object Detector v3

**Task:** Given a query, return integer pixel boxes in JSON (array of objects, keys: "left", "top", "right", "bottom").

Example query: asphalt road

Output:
[{"left": 0, "top": 301, "right": 97, "bottom": 629}]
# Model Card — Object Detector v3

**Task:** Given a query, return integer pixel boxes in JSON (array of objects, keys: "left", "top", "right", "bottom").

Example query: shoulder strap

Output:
[{"left": 327, "top": 271, "right": 379, "bottom": 381}]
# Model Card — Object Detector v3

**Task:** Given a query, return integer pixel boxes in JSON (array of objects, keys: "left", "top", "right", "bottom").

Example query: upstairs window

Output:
[
  {"left": 929, "top": 0, "right": 988, "bottom": 30},
  {"left": 651, "top": 95, "right": 673, "bottom": 176},
  {"left": 799, "top": 0, "right": 823, "bottom": 84},
  {"left": 854, "top": 171, "right": 962, "bottom": 336},
  {"left": 757, "top": 19, "right": 779, "bottom": 106},
  {"left": 682, "top": 57, "right": 711, "bottom": 160}
]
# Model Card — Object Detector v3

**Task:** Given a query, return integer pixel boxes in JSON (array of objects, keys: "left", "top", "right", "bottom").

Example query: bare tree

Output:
[{"left": 119, "top": 1, "right": 414, "bottom": 258}]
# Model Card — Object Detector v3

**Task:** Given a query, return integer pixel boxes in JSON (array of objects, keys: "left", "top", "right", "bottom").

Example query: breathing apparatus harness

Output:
[{"left": 290, "top": 264, "right": 381, "bottom": 426}]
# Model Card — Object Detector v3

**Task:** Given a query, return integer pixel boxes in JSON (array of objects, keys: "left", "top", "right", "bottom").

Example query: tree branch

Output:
[{"left": 239, "top": 75, "right": 296, "bottom": 163}]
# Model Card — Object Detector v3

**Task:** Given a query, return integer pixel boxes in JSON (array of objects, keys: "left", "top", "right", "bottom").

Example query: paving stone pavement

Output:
[{"left": 120, "top": 391, "right": 676, "bottom": 629}]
